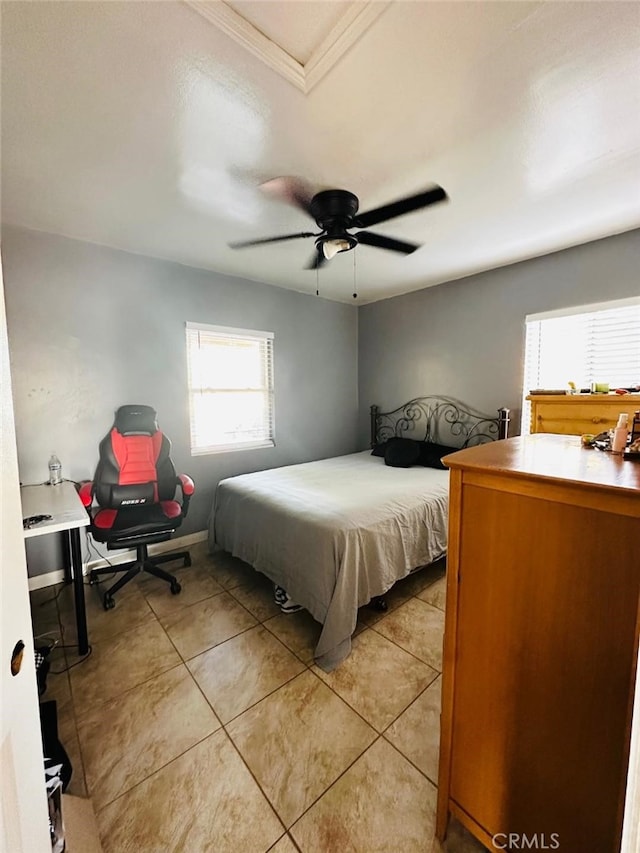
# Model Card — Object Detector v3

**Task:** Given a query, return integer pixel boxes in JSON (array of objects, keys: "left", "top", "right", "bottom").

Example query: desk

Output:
[{"left": 21, "top": 482, "right": 89, "bottom": 655}]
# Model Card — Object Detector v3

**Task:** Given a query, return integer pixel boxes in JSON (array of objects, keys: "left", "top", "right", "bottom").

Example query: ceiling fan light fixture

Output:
[{"left": 320, "top": 235, "right": 357, "bottom": 260}]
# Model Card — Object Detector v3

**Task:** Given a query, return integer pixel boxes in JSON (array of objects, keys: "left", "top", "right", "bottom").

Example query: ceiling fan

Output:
[{"left": 229, "top": 178, "right": 448, "bottom": 269}]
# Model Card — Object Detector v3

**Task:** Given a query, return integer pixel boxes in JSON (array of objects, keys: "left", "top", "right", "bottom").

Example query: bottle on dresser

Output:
[
  {"left": 611, "top": 414, "right": 629, "bottom": 454},
  {"left": 629, "top": 410, "right": 640, "bottom": 453}
]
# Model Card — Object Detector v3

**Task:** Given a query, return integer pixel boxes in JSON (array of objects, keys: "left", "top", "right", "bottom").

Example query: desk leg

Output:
[
  {"left": 61, "top": 530, "right": 72, "bottom": 585},
  {"left": 69, "top": 529, "right": 89, "bottom": 656}
]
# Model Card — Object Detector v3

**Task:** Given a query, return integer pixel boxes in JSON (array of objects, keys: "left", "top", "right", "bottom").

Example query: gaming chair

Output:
[{"left": 80, "top": 405, "right": 195, "bottom": 611}]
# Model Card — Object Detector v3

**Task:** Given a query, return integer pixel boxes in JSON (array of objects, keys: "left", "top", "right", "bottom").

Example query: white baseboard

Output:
[
  {"left": 27, "top": 529, "right": 208, "bottom": 592},
  {"left": 29, "top": 568, "right": 68, "bottom": 592}
]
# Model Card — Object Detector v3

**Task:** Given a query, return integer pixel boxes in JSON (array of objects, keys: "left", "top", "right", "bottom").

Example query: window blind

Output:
[
  {"left": 521, "top": 297, "right": 640, "bottom": 434},
  {"left": 186, "top": 322, "right": 275, "bottom": 454}
]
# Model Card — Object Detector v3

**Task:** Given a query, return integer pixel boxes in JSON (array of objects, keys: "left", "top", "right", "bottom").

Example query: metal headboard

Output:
[{"left": 370, "top": 396, "right": 510, "bottom": 448}]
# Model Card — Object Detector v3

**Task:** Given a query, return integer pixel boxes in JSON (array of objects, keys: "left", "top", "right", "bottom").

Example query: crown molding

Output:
[
  {"left": 305, "top": 2, "right": 391, "bottom": 93},
  {"left": 185, "top": 1, "right": 305, "bottom": 90},
  {"left": 184, "top": 0, "right": 391, "bottom": 94}
]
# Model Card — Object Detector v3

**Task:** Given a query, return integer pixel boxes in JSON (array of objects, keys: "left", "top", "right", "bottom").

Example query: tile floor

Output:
[{"left": 30, "top": 542, "right": 485, "bottom": 853}]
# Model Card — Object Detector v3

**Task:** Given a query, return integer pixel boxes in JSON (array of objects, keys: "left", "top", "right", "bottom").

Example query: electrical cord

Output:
[
  {"left": 38, "top": 585, "right": 67, "bottom": 606},
  {"left": 50, "top": 645, "right": 92, "bottom": 673},
  {"left": 51, "top": 622, "right": 92, "bottom": 672},
  {"left": 33, "top": 631, "right": 92, "bottom": 674},
  {"left": 83, "top": 530, "right": 117, "bottom": 585},
  {"left": 20, "top": 477, "right": 81, "bottom": 488},
  {"left": 35, "top": 530, "right": 114, "bottom": 605},
  {"left": 34, "top": 632, "right": 60, "bottom": 647}
]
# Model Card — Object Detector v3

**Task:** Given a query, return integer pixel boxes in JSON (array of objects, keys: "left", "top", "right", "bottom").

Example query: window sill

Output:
[{"left": 191, "top": 440, "right": 275, "bottom": 456}]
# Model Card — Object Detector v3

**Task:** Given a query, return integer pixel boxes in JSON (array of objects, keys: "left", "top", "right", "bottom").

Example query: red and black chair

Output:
[{"left": 80, "top": 405, "right": 195, "bottom": 611}]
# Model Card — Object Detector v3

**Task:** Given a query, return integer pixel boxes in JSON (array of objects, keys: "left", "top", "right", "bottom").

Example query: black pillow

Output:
[
  {"left": 418, "top": 441, "right": 459, "bottom": 469},
  {"left": 384, "top": 437, "right": 421, "bottom": 468},
  {"left": 371, "top": 440, "right": 388, "bottom": 457}
]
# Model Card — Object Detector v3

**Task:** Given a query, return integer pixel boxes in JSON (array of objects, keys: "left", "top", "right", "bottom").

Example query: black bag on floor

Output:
[
  {"left": 35, "top": 645, "right": 51, "bottom": 696},
  {"left": 39, "top": 700, "right": 73, "bottom": 792}
]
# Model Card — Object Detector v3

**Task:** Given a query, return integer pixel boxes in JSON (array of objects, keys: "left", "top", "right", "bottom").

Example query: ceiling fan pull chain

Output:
[{"left": 353, "top": 249, "right": 358, "bottom": 300}]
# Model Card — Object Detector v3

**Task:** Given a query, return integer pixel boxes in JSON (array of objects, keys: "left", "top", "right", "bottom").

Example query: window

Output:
[
  {"left": 186, "top": 322, "right": 275, "bottom": 454},
  {"left": 522, "top": 296, "right": 640, "bottom": 433}
]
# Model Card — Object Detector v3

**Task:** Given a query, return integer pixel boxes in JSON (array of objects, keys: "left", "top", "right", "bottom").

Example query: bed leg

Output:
[{"left": 370, "top": 595, "right": 388, "bottom": 612}]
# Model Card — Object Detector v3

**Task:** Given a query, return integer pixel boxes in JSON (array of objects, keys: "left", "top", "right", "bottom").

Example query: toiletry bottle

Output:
[
  {"left": 611, "top": 414, "right": 629, "bottom": 454},
  {"left": 631, "top": 410, "right": 640, "bottom": 444}
]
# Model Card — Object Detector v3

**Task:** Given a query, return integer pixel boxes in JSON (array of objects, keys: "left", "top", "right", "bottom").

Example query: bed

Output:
[{"left": 209, "top": 397, "right": 510, "bottom": 670}]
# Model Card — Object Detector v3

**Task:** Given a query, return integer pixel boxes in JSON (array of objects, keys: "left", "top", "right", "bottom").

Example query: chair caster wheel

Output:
[
  {"left": 184, "top": 556, "right": 191, "bottom": 567},
  {"left": 103, "top": 594, "right": 115, "bottom": 611},
  {"left": 171, "top": 581, "right": 181, "bottom": 595}
]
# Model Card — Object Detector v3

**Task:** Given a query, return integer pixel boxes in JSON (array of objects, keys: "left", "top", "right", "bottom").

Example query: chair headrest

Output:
[{"left": 113, "top": 405, "right": 159, "bottom": 436}]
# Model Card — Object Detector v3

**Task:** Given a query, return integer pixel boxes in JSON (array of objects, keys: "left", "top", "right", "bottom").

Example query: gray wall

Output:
[
  {"left": 6, "top": 224, "right": 639, "bottom": 577},
  {"left": 2, "top": 226, "right": 359, "bottom": 575},
  {"left": 358, "top": 229, "right": 640, "bottom": 441}
]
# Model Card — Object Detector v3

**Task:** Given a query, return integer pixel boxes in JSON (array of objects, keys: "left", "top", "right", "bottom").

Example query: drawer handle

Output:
[{"left": 592, "top": 417, "right": 605, "bottom": 424}]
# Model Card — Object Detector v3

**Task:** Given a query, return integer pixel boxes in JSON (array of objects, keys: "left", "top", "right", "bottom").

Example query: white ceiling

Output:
[{"left": 2, "top": 1, "right": 639, "bottom": 305}]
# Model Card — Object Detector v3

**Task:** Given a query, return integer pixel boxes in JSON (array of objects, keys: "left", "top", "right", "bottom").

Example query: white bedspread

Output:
[{"left": 209, "top": 451, "right": 449, "bottom": 670}]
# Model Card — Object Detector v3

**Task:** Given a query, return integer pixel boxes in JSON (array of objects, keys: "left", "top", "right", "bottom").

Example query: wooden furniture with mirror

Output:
[
  {"left": 526, "top": 393, "right": 640, "bottom": 436},
  {"left": 437, "top": 434, "right": 640, "bottom": 852}
]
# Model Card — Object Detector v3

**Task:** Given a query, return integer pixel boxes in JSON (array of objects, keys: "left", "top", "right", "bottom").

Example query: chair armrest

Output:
[
  {"left": 78, "top": 481, "right": 94, "bottom": 509},
  {"left": 177, "top": 474, "right": 195, "bottom": 496},
  {"left": 176, "top": 474, "right": 195, "bottom": 518}
]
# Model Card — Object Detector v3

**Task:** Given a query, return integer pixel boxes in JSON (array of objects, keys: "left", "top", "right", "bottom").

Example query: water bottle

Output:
[{"left": 48, "top": 453, "right": 62, "bottom": 485}]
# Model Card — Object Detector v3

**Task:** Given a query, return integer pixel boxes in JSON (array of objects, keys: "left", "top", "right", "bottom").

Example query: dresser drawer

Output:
[
  {"left": 532, "top": 402, "right": 617, "bottom": 435},
  {"left": 527, "top": 395, "right": 640, "bottom": 436}
]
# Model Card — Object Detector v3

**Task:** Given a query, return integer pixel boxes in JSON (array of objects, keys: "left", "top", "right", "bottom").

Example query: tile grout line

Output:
[
  {"left": 209, "top": 598, "right": 317, "bottom": 838},
  {"left": 89, "top": 576, "right": 288, "bottom": 848},
  {"left": 61, "top": 554, "right": 446, "bottom": 846},
  {"left": 367, "top": 591, "right": 445, "bottom": 671},
  {"left": 286, "top": 732, "right": 386, "bottom": 839},
  {"left": 53, "top": 591, "right": 90, "bottom": 798},
  {"left": 90, "top": 727, "right": 228, "bottom": 816},
  {"left": 379, "top": 733, "right": 441, "bottom": 789},
  {"left": 51, "top": 556, "right": 285, "bottom": 839},
  {"left": 68, "top": 575, "right": 214, "bottom": 813},
  {"left": 190, "top": 594, "right": 375, "bottom": 838},
  {"left": 214, "top": 657, "right": 428, "bottom": 836}
]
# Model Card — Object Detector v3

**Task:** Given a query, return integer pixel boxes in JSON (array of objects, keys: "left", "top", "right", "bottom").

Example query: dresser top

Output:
[
  {"left": 443, "top": 434, "right": 640, "bottom": 495},
  {"left": 526, "top": 393, "right": 640, "bottom": 405}
]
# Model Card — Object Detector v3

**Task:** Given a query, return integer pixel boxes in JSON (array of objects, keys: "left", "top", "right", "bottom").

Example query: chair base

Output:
[{"left": 89, "top": 544, "right": 191, "bottom": 610}]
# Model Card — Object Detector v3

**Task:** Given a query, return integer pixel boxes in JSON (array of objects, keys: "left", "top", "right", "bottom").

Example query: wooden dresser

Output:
[
  {"left": 527, "top": 393, "right": 640, "bottom": 436},
  {"left": 437, "top": 434, "right": 640, "bottom": 852}
]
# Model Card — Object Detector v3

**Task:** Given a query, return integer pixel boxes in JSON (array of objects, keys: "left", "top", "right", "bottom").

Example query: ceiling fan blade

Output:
[
  {"left": 354, "top": 185, "right": 447, "bottom": 229},
  {"left": 355, "top": 231, "right": 420, "bottom": 254},
  {"left": 305, "top": 247, "right": 327, "bottom": 270},
  {"left": 229, "top": 231, "right": 316, "bottom": 249},
  {"left": 260, "top": 176, "right": 316, "bottom": 216}
]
